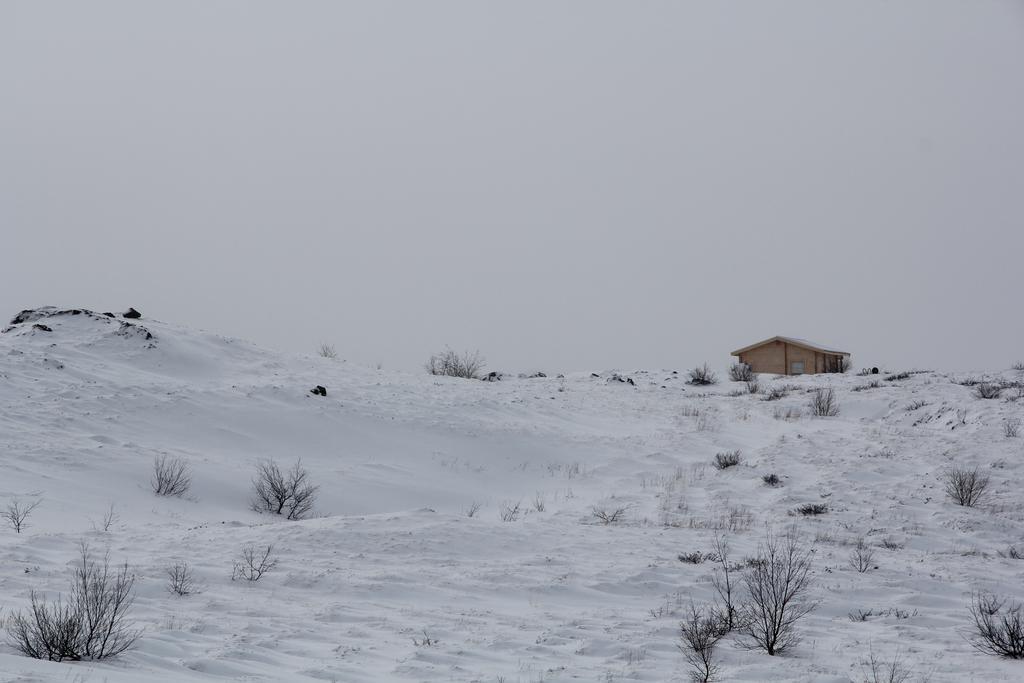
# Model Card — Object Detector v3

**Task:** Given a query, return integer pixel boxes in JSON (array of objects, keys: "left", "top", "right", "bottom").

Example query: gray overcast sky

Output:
[{"left": 3, "top": 1, "right": 1023, "bottom": 374}]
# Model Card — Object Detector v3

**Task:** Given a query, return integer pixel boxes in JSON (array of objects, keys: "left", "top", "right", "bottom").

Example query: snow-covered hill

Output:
[{"left": 1, "top": 308, "right": 1022, "bottom": 682}]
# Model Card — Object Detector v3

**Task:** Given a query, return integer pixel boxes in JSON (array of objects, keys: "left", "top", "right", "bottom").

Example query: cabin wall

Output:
[
  {"left": 784, "top": 343, "right": 817, "bottom": 375},
  {"left": 738, "top": 341, "right": 786, "bottom": 375},
  {"left": 737, "top": 343, "right": 847, "bottom": 375}
]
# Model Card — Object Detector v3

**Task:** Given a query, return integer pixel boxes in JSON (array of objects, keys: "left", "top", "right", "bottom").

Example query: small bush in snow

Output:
[
  {"left": 412, "top": 630, "right": 438, "bottom": 647},
  {"left": 772, "top": 406, "right": 802, "bottom": 420},
  {"left": 968, "top": 593, "right": 1024, "bottom": 659},
  {"left": 762, "top": 386, "right": 787, "bottom": 401},
  {"left": 794, "top": 503, "right": 828, "bottom": 516},
  {"left": 729, "top": 363, "right": 754, "bottom": 382},
  {"left": 166, "top": 562, "right": 196, "bottom": 596},
  {"left": 809, "top": 388, "right": 839, "bottom": 417},
  {"left": 677, "top": 551, "right": 705, "bottom": 565},
  {"left": 849, "top": 538, "right": 875, "bottom": 573},
  {"left": 709, "top": 534, "right": 743, "bottom": 633},
  {"left": 849, "top": 608, "right": 874, "bottom": 622},
  {"left": 151, "top": 455, "right": 191, "bottom": 497},
  {"left": 93, "top": 503, "right": 118, "bottom": 533},
  {"left": 3, "top": 498, "right": 41, "bottom": 533},
  {"left": 425, "top": 347, "right": 485, "bottom": 379},
  {"left": 880, "top": 537, "right": 904, "bottom": 551},
  {"left": 499, "top": 500, "right": 522, "bottom": 522},
  {"left": 231, "top": 544, "right": 277, "bottom": 582},
  {"left": 251, "top": 459, "right": 318, "bottom": 520},
  {"left": 464, "top": 500, "right": 482, "bottom": 518},
  {"left": 317, "top": 343, "right": 338, "bottom": 359},
  {"left": 591, "top": 505, "right": 627, "bottom": 525},
  {"left": 762, "top": 473, "right": 781, "bottom": 487},
  {"left": 687, "top": 364, "right": 718, "bottom": 386},
  {"left": 679, "top": 602, "right": 727, "bottom": 683},
  {"left": 997, "top": 546, "right": 1023, "bottom": 560},
  {"left": 740, "top": 528, "right": 817, "bottom": 656},
  {"left": 975, "top": 383, "right": 1003, "bottom": 399},
  {"left": 1004, "top": 419, "right": 1020, "bottom": 438},
  {"left": 713, "top": 451, "right": 741, "bottom": 470},
  {"left": 859, "top": 643, "right": 914, "bottom": 683},
  {"left": 6, "top": 544, "right": 140, "bottom": 661},
  {"left": 943, "top": 467, "right": 989, "bottom": 507},
  {"left": 745, "top": 380, "right": 760, "bottom": 394}
]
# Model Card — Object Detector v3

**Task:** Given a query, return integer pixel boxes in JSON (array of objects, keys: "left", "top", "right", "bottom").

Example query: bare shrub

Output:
[
  {"left": 5, "top": 544, "right": 140, "bottom": 661},
  {"left": 426, "top": 347, "right": 485, "bottom": 379},
  {"left": 251, "top": 459, "right": 318, "bottom": 520},
  {"left": 591, "top": 505, "right": 627, "bottom": 525},
  {"left": 740, "top": 528, "right": 817, "bottom": 656},
  {"left": 849, "top": 607, "right": 915, "bottom": 622},
  {"left": 998, "top": 546, "right": 1023, "bottom": 560},
  {"left": 678, "top": 551, "right": 705, "bottom": 564},
  {"left": 729, "top": 363, "right": 754, "bottom": 382},
  {"left": 880, "top": 537, "right": 904, "bottom": 551},
  {"left": 499, "top": 500, "right": 522, "bottom": 522},
  {"left": 713, "top": 451, "right": 741, "bottom": 470},
  {"left": 762, "top": 386, "right": 787, "bottom": 401},
  {"left": 412, "top": 630, "right": 437, "bottom": 647},
  {"left": 839, "top": 356, "right": 852, "bottom": 373},
  {"left": 166, "top": 562, "right": 195, "bottom": 596},
  {"left": 710, "top": 533, "right": 743, "bottom": 633},
  {"left": 849, "top": 538, "right": 875, "bottom": 573},
  {"left": 532, "top": 492, "right": 546, "bottom": 512},
  {"left": 151, "top": 455, "right": 191, "bottom": 497},
  {"left": 93, "top": 504, "right": 118, "bottom": 532},
  {"left": 809, "top": 388, "right": 839, "bottom": 417},
  {"left": 695, "top": 412, "right": 718, "bottom": 432},
  {"left": 464, "top": 500, "right": 482, "bottom": 518},
  {"left": 772, "top": 406, "right": 802, "bottom": 420},
  {"left": 679, "top": 603, "right": 727, "bottom": 682},
  {"left": 1004, "top": 419, "right": 1021, "bottom": 438},
  {"left": 943, "top": 466, "right": 990, "bottom": 507},
  {"left": 794, "top": 503, "right": 828, "bottom": 516},
  {"left": 231, "top": 544, "right": 276, "bottom": 582},
  {"left": 849, "top": 608, "right": 874, "bottom": 622},
  {"left": 762, "top": 473, "right": 781, "bottom": 487},
  {"left": 968, "top": 592, "right": 1024, "bottom": 659},
  {"left": 688, "top": 364, "right": 718, "bottom": 386},
  {"left": 975, "top": 383, "right": 1003, "bottom": 399},
  {"left": 745, "top": 380, "right": 760, "bottom": 394},
  {"left": 317, "top": 343, "right": 338, "bottom": 359},
  {"left": 4, "top": 498, "right": 41, "bottom": 533},
  {"left": 859, "top": 643, "right": 914, "bottom": 683}
]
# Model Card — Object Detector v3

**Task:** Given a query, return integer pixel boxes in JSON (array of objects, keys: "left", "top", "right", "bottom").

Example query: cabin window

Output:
[{"left": 791, "top": 361, "right": 804, "bottom": 375}]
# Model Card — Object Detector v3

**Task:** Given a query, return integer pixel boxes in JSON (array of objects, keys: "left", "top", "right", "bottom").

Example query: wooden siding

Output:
[
  {"left": 738, "top": 340, "right": 786, "bottom": 374},
  {"left": 737, "top": 340, "right": 845, "bottom": 375}
]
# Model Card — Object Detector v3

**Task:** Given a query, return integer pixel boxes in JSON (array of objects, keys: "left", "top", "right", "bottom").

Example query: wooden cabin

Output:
[{"left": 731, "top": 336, "right": 849, "bottom": 375}]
